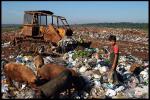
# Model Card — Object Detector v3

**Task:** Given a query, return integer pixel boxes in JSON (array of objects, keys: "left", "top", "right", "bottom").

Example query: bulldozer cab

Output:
[{"left": 22, "top": 10, "right": 72, "bottom": 38}]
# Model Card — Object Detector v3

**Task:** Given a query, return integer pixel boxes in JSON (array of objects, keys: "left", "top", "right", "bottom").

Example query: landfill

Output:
[{"left": 1, "top": 26, "right": 149, "bottom": 99}]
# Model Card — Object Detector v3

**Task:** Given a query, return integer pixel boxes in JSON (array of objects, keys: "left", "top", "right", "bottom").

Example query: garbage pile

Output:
[
  {"left": 1, "top": 46, "right": 149, "bottom": 99},
  {"left": 73, "top": 27, "right": 148, "bottom": 44},
  {"left": 57, "top": 36, "right": 78, "bottom": 53},
  {"left": 58, "top": 36, "right": 77, "bottom": 47},
  {"left": 1, "top": 27, "right": 149, "bottom": 99},
  {"left": 62, "top": 48, "right": 149, "bottom": 99},
  {"left": 2, "top": 42, "right": 11, "bottom": 48}
]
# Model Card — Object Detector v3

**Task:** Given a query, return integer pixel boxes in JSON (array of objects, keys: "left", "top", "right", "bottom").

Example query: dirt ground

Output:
[
  {"left": 1, "top": 27, "right": 149, "bottom": 99},
  {"left": 1, "top": 27, "right": 149, "bottom": 61}
]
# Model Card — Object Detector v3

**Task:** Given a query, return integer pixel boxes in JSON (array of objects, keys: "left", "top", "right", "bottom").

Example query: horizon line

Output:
[{"left": 2, "top": 22, "right": 148, "bottom": 25}]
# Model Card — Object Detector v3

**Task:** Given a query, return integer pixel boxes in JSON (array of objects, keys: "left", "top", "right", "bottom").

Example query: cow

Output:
[
  {"left": 37, "top": 63, "right": 87, "bottom": 92},
  {"left": 33, "top": 55, "right": 44, "bottom": 76},
  {"left": 37, "top": 63, "right": 79, "bottom": 80},
  {"left": 36, "top": 70, "right": 73, "bottom": 98},
  {"left": 3, "top": 62, "right": 37, "bottom": 90},
  {"left": 130, "top": 63, "right": 141, "bottom": 72}
]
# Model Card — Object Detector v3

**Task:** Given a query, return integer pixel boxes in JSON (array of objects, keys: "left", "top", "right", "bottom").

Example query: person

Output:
[
  {"left": 108, "top": 35, "right": 119, "bottom": 84},
  {"left": 32, "top": 14, "right": 38, "bottom": 24}
]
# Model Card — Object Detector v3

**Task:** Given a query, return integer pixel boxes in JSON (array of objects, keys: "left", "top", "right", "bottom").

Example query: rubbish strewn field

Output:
[{"left": 1, "top": 25, "right": 149, "bottom": 99}]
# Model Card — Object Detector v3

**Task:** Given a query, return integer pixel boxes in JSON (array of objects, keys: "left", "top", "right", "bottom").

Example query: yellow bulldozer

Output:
[{"left": 13, "top": 10, "right": 73, "bottom": 53}]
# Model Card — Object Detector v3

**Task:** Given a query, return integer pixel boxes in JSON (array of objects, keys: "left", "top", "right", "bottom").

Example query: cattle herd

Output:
[{"left": 2, "top": 55, "right": 87, "bottom": 98}]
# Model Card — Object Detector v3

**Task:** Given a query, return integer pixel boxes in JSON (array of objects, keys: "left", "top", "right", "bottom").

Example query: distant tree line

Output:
[
  {"left": 72, "top": 22, "right": 148, "bottom": 31},
  {"left": 2, "top": 24, "right": 22, "bottom": 28},
  {"left": 2, "top": 22, "right": 148, "bottom": 33},
  {"left": 2, "top": 24, "right": 23, "bottom": 32}
]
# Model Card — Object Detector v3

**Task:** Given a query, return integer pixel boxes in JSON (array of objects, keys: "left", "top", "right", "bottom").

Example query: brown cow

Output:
[
  {"left": 37, "top": 63, "right": 78, "bottom": 80},
  {"left": 33, "top": 55, "right": 44, "bottom": 76},
  {"left": 37, "top": 70, "right": 73, "bottom": 98},
  {"left": 4, "top": 62, "right": 37, "bottom": 90},
  {"left": 33, "top": 55, "right": 44, "bottom": 69},
  {"left": 130, "top": 63, "right": 141, "bottom": 72},
  {"left": 37, "top": 63, "right": 86, "bottom": 91}
]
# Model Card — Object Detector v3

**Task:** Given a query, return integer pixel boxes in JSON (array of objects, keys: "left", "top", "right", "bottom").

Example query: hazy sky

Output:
[{"left": 2, "top": 1, "right": 148, "bottom": 24}]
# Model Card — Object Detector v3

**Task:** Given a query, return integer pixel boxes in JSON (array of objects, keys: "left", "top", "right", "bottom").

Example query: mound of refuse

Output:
[{"left": 1, "top": 47, "right": 149, "bottom": 99}]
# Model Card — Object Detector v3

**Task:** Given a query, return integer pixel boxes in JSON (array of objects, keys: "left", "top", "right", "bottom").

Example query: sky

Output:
[{"left": 2, "top": 1, "right": 148, "bottom": 24}]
